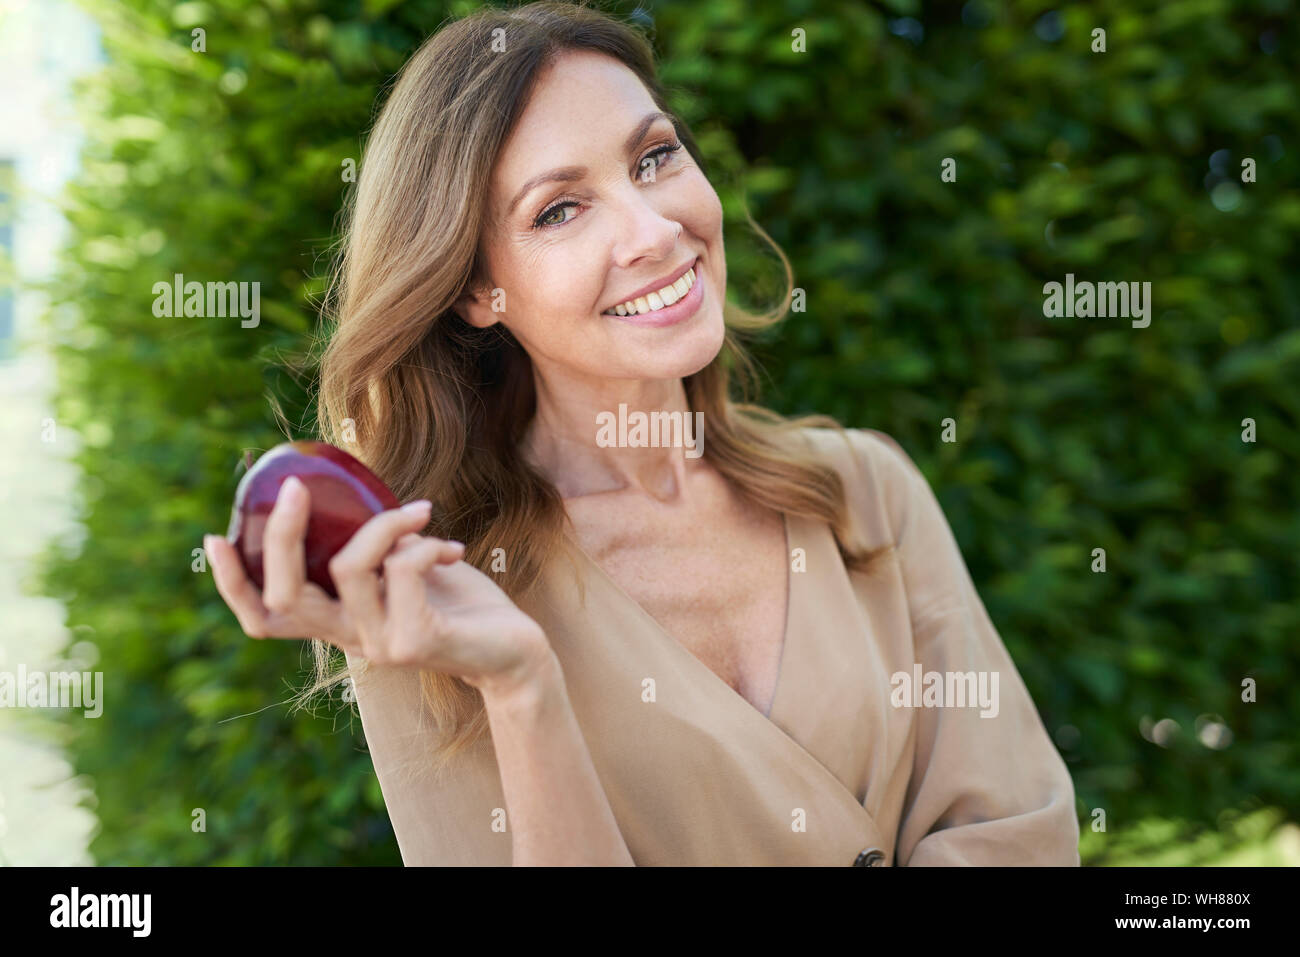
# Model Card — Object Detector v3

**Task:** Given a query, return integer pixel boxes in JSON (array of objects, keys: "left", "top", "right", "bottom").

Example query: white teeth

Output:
[{"left": 604, "top": 266, "right": 696, "bottom": 315}]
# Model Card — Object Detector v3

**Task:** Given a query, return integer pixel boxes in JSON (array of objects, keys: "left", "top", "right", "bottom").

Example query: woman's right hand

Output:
[{"left": 205, "top": 476, "right": 552, "bottom": 699}]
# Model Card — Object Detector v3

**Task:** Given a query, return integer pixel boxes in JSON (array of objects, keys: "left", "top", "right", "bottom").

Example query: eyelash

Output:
[{"left": 531, "top": 141, "right": 684, "bottom": 230}]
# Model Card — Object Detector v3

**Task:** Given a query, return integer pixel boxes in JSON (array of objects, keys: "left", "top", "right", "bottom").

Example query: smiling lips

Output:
[{"left": 601, "top": 257, "right": 699, "bottom": 317}]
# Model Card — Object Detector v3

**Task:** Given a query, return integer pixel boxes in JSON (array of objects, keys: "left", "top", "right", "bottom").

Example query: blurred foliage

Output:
[
  {"left": 35, "top": 0, "right": 1299, "bottom": 864},
  {"left": 1080, "top": 806, "right": 1300, "bottom": 866}
]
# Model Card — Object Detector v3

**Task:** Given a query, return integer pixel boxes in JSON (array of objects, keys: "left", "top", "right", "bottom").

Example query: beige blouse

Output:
[{"left": 347, "top": 426, "right": 1081, "bottom": 865}]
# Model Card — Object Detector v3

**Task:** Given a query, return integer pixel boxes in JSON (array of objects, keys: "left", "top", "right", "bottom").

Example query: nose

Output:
[{"left": 609, "top": 183, "right": 683, "bottom": 269}]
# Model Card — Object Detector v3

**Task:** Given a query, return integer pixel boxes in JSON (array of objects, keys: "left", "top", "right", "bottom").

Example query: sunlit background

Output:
[{"left": 0, "top": 0, "right": 101, "bottom": 864}]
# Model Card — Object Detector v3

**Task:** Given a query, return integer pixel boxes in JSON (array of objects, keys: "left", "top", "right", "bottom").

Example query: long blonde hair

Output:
[{"left": 299, "top": 0, "right": 891, "bottom": 771}]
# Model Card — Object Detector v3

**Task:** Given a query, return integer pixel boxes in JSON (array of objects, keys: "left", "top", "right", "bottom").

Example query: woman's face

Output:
[{"left": 458, "top": 50, "right": 727, "bottom": 386}]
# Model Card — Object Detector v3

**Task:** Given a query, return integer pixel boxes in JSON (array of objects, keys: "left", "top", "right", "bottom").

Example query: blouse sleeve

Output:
[
  {"left": 851, "top": 429, "right": 1081, "bottom": 866},
  {"left": 346, "top": 651, "right": 512, "bottom": 866}
]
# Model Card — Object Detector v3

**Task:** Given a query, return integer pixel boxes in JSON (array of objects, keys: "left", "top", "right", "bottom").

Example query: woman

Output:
[{"left": 205, "top": 1, "right": 1080, "bottom": 866}]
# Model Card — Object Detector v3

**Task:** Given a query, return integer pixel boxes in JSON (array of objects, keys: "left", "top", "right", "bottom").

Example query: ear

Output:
[{"left": 453, "top": 277, "right": 501, "bottom": 330}]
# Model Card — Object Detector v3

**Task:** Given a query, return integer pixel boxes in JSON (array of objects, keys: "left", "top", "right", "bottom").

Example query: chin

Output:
[{"left": 642, "top": 312, "right": 727, "bottom": 380}]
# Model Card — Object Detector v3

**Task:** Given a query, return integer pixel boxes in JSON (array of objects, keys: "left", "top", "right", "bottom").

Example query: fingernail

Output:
[
  {"left": 203, "top": 535, "right": 214, "bottom": 551},
  {"left": 282, "top": 476, "right": 303, "bottom": 497},
  {"left": 402, "top": 500, "right": 432, "bottom": 514}
]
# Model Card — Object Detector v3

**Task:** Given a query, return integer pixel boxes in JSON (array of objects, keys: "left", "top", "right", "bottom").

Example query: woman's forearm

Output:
[{"left": 480, "top": 642, "right": 635, "bottom": 866}]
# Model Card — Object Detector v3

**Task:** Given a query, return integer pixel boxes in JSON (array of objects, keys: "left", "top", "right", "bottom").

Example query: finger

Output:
[
  {"left": 393, "top": 532, "right": 465, "bottom": 564},
  {"left": 435, "top": 539, "right": 467, "bottom": 564},
  {"left": 384, "top": 537, "right": 455, "bottom": 609},
  {"left": 209, "top": 533, "right": 350, "bottom": 644},
  {"left": 335, "top": 501, "right": 435, "bottom": 571},
  {"left": 331, "top": 559, "right": 384, "bottom": 652},
  {"left": 277, "top": 580, "right": 356, "bottom": 648},
  {"left": 262, "top": 476, "right": 310, "bottom": 614},
  {"left": 331, "top": 502, "right": 431, "bottom": 647},
  {"left": 382, "top": 538, "right": 450, "bottom": 661},
  {"left": 206, "top": 534, "right": 272, "bottom": 638}
]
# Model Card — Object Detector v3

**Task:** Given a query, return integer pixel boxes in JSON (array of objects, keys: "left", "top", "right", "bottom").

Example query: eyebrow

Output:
[{"left": 504, "top": 110, "right": 676, "bottom": 219}]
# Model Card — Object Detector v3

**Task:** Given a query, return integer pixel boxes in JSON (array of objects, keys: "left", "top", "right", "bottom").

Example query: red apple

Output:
[{"left": 226, "top": 441, "right": 402, "bottom": 599}]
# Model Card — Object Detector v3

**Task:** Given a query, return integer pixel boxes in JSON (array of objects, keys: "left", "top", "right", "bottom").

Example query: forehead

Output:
[{"left": 490, "top": 51, "right": 659, "bottom": 214}]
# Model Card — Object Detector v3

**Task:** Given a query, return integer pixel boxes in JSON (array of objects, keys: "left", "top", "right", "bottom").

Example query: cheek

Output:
[
  {"left": 680, "top": 170, "right": 724, "bottom": 235},
  {"left": 499, "top": 247, "right": 605, "bottom": 353},
  {"left": 512, "top": 246, "right": 591, "bottom": 314}
]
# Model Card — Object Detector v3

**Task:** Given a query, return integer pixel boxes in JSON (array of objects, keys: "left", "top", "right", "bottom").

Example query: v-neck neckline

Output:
[{"left": 560, "top": 510, "right": 795, "bottom": 723}]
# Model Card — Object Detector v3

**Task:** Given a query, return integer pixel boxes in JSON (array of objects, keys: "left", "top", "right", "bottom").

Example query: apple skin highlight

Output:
[{"left": 227, "top": 441, "right": 402, "bottom": 599}]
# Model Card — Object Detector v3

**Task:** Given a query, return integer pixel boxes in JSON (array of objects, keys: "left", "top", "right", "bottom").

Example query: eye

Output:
[
  {"left": 533, "top": 198, "right": 580, "bottom": 229},
  {"left": 531, "top": 140, "right": 685, "bottom": 230},
  {"left": 636, "top": 141, "right": 684, "bottom": 182}
]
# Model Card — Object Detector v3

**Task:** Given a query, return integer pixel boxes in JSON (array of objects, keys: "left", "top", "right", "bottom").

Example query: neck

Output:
[{"left": 521, "top": 370, "right": 702, "bottom": 503}]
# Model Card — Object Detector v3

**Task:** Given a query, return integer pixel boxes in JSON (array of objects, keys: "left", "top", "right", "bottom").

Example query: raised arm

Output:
[
  {"left": 209, "top": 475, "right": 632, "bottom": 865},
  {"left": 347, "top": 638, "right": 634, "bottom": 866},
  {"left": 475, "top": 643, "right": 635, "bottom": 866}
]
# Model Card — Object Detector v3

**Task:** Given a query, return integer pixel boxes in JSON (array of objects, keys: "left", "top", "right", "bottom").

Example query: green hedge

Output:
[{"left": 39, "top": 0, "right": 1299, "bottom": 864}]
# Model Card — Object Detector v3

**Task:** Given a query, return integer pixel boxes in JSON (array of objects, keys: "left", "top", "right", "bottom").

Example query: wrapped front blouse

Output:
[{"left": 347, "top": 426, "right": 1081, "bottom": 865}]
